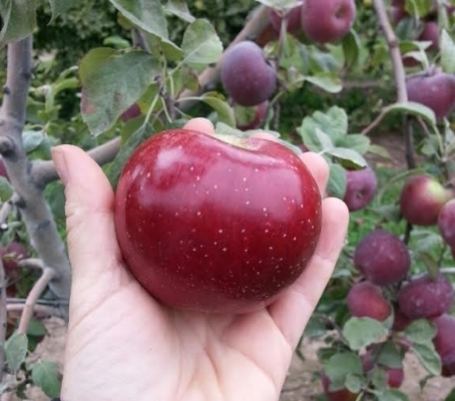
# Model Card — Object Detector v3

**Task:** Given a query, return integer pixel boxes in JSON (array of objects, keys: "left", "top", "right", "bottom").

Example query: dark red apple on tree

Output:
[
  {"left": 391, "top": 0, "right": 407, "bottom": 24},
  {"left": 438, "top": 199, "right": 455, "bottom": 249},
  {"left": 115, "top": 129, "right": 322, "bottom": 313},
  {"left": 392, "top": 306, "right": 413, "bottom": 331},
  {"left": 354, "top": 229, "right": 410, "bottom": 286},
  {"left": 406, "top": 71, "right": 455, "bottom": 119},
  {"left": 236, "top": 101, "right": 269, "bottom": 131},
  {"left": 301, "top": 0, "right": 356, "bottom": 43},
  {"left": 398, "top": 274, "right": 454, "bottom": 319},
  {"left": 269, "top": 2, "right": 304, "bottom": 35},
  {"left": 347, "top": 281, "right": 391, "bottom": 321},
  {"left": 400, "top": 175, "right": 452, "bottom": 226},
  {"left": 322, "top": 375, "right": 358, "bottom": 401},
  {"left": 221, "top": 41, "right": 277, "bottom": 107},
  {"left": 0, "top": 242, "right": 28, "bottom": 276},
  {"left": 0, "top": 158, "right": 8, "bottom": 180},
  {"left": 419, "top": 21, "right": 439, "bottom": 50},
  {"left": 343, "top": 166, "right": 377, "bottom": 212},
  {"left": 120, "top": 103, "right": 142, "bottom": 122},
  {"left": 433, "top": 314, "right": 455, "bottom": 377}
]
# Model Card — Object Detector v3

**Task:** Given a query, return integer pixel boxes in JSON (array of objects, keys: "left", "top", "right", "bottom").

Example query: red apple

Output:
[
  {"left": 438, "top": 199, "right": 455, "bottom": 249},
  {"left": 269, "top": 2, "right": 304, "bottom": 35},
  {"left": 115, "top": 129, "right": 322, "bottom": 313},
  {"left": 236, "top": 101, "right": 269, "bottom": 131},
  {"left": 343, "top": 166, "right": 377, "bottom": 212},
  {"left": 301, "top": 0, "right": 356, "bottom": 43},
  {"left": 354, "top": 229, "right": 410, "bottom": 286},
  {"left": 392, "top": 306, "right": 413, "bottom": 331},
  {"left": 419, "top": 21, "right": 439, "bottom": 51},
  {"left": 398, "top": 274, "right": 454, "bottom": 319},
  {"left": 120, "top": 103, "right": 142, "bottom": 122},
  {"left": 0, "top": 158, "right": 8, "bottom": 180},
  {"left": 322, "top": 375, "right": 358, "bottom": 401},
  {"left": 347, "top": 281, "right": 391, "bottom": 321},
  {"left": 433, "top": 314, "right": 455, "bottom": 377},
  {"left": 400, "top": 175, "right": 452, "bottom": 226}
]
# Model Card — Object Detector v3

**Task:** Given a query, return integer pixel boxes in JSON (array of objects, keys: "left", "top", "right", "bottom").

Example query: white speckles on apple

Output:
[
  {"left": 264, "top": 229, "right": 269, "bottom": 234},
  {"left": 189, "top": 166, "right": 194, "bottom": 172},
  {"left": 254, "top": 168, "right": 259, "bottom": 173},
  {"left": 175, "top": 212, "right": 180, "bottom": 217},
  {"left": 282, "top": 196, "right": 287, "bottom": 201},
  {"left": 244, "top": 248, "right": 249, "bottom": 253},
  {"left": 204, "top": 254, "right": 209, "bottom": 258},
  {"left": 245, "top": 200, "right": 251, "bottom": 205},
  {"left": 146, "top": 172, "right": 151, "bottom": 178},
  {"left": 241, "top": 228, "right": 246, "bottom": 234},
  {"left": 214, "top": 241, "right": 218, "bottom": 246},
  {"left": 263, "top": 207, "right": 268, "bottom": 212},
  {"left": 222, "top": 247, "right": 228, "bottom": 252},
  {"left": 191, "top": 228, "right": 196, "bottom": 233},
  {"left": 197, "top": 211, "right": 202, "bottom": 216},
  {"left": 213, "top": 184, "right": 219, "bottom": 190},
  {"left": 242, "top": 177, "right": 247, "bottom": 182},
  {"left": 282, "top": 233, "right": 287, "bottom": 238},
  {"left": 268, "top": 246, "right": 273, "bottom": 251},
  {"left": 218, "top": 229, "right": 224, "bottom": 234},
  {"left": 192, "top": 248, "right": 197, "bottom": 252},
  {"left": 293, "top": 236, "right": 297, "bottom": 241},
  {"left": 196, "top": 176, "right": 201, "bottom": 181}
]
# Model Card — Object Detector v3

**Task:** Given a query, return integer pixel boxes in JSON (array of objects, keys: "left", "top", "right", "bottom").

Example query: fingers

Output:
[
  {"left": 268, "top": 197, "right": 349, "bottom": 348},
  {"left": 184, "top": 118, "right": 215, "bottom": 135},
  {"left": 300, "top": 152, "right": 329, "bottom": 197},
  {"left": 52, "top": 145, "right": 122, "bottom": 281}
]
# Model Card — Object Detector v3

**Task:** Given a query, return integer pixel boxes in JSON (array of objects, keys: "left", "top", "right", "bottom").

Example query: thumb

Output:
[{"left": 52, "top": 145, "right": 123, "bottom": 282}]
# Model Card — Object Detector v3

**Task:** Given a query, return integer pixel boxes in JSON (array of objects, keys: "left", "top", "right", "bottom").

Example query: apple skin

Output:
[
  {"left": 392, "top": 306, "right": 413, "bottom": 331},
  {"left": 236, "top": 101, "right": 269, "bottom": 131},
  {"left": 220, "top": 41, "right": 277, "bottom": 107},
  {"left": 354, "top": 229, "right": 410, "bottom": 286},
  {"left": 120, "top": 103, "right": 142, "bottom": 122},
  {"left": 115, "top": 129, "right": 322, "bottom": 313},
  {"left": 398, "top": 274, "right": 454, "bottom": 319},
  {"left": 438, "top": 199, "right": 455, "bottom": 249},
  {"left": 347, "top": 281, "right": 391, "bottom": 321},
  {"left": 419, "top": 21, "right": 439, "bottom": 51},
  {"left": 343, "top": 166, "right": 377, "bottom": 212},
  {"left": 269, "top": 2, "right": 304, "bottom": 35},
  {"left": 0, "top": 158, "right": 8, "bottom": 180},
  {"left": 322, "top": 375, "right": 358, "bottom": 401},
  {"left": 301, "top": 0, "right": 356, "bottom": 43},
  {"left": 433, "top": 314, "right": 455, "bottom": 377},
  {"left": 400, "top": 175, "right": 452, "bottom": 226},
  {"left": 406, "top": 72, "right": 455, "bottom": 120}
]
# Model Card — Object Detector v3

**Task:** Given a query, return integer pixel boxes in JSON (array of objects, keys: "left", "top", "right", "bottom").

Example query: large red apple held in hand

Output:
[
  {"left": 406, "top": 71, "right": 455, "bottom": 119},
  {"left": 343, "top": 166, "right": 377, "bottom": 212},
  {"left": 115, "top": 129, "right": 322, "bottom": 313},
  {"left": 269, "top": 2, "right": 304, "bottom": 35},
  {"left": 400, "top": 175, "right": 452, "bottom": 226},
  {"left": 347, "top": 281, "right": 391, "bottom": 321},
  {"left": 354, "top": 229, "right": 410, "bottom": 286},
  {"left": 398, "top": 274, "right": 454, "bottom": 319},
  {"left": 433, "top": 314, "right": 455, "bottom": 377},
  {"left": 301, "top": 0, "right": 356, "bottom": 43},
  {"left": 438, "top": 199, "right": 455, "bottom": 249},
  {"left": 221, "top": 41, "right": 277, "bottom": 107}
]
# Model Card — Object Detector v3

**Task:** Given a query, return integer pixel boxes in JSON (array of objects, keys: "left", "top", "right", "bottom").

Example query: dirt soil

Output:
[{"left": 15, "top": 317, "right": 455, "bottom": 401}]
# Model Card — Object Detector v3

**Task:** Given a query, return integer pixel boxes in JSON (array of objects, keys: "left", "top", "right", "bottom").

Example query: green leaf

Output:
[
  {"left": 404, "top": 0, "right": 433, "bottom": 17},
  {"left": 254, "top": 0, "right": 300, "bottom": 9},
  {"left": 0, "top": 0, "right": 37, "bottom": 46},
  {"left": 342, "top": 318, "right": 388, "bottom": 350},
  {"left": 378, "top": 341, "right": 405, "bottom": 369},
  {"left": 23, "top": 130, "right": 45, "bottom": 153},
  {"left": 5, "top": 332, "right": 28, "bottom": 373},
  {"left": 405, "top": 319, "right": 436, "bottom": 344},
  {"left": 342, "top": 30, "right": 361, "bottom": 69},
  {"left": 31, "top": 360, "right": 61, "bottom": 398},
  {"left": 345, "top": 373, "right": 364, "bottom": 393},
  {"left": 109, "top": 0, "right": 169, "bottom": 43},
  {"left": 315, "top": 128, "right": 334, "bottom": 151},
  {"left": 305, "top": 74, "right": 342, "bottom": 94},
  {"left": 181, "top": 19, "right": 223, "bottom": 68},
  {"left": 385, "top": 102, "right": 436, "bottom": 127},
  {"left": 323, "top": 352, "right": 363, "bottom": 389},
  {"left": 27, "top": 318, "right": 46, "bottom": 337},
  {"left": 445, "top": 389, "right": 455, "bottom": 401},
  {"left": 327, "top": 163, "right": 347, "bottom": 199},
  {"left": 412, "top": 341, "right": 441, "bottom": 375},
  {"left": 328, "top": 148, "right": 367, "bottom": 169},
  {"left": 199, "top": 92, "right": 236, "bottom": 127},
  {"left": 377, "top": 389, "right": 410, "bottom": 401},
  {"left": 441, "top": 30, "right": 455, "bottom": 74},
  {"left": 164, "top": 0, "right": 195, "bottom": 23},
  {"left": 48, "top": 0, "right": 74, "bottom": 22},
  {"left": 80, "top": 48, "right": 160, "bottom": 136},
  {"left": 336, "top": 134, "right": 370, "bottom": 154},
  {"left": 368, "top": 144, "right": 391, "bottom": 159},
  {"left": 0, "top": 176, "right": 12, "bottom": 202}
]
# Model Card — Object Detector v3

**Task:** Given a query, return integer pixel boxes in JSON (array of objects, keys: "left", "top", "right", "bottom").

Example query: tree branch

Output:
[
  {"left": 0, "top": 37, "right": 71, "bottom": 311},
  {"left": 17, "top": 267, "right": 55, "bottom": 335},
  {"left": 373, "top": 0, "right": 407, "bottom": 103},
  {"left": 0, "top": 259, "right": 6, "bottom": 382}
]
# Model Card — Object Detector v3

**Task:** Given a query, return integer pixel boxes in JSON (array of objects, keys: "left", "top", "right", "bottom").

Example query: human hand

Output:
[{"left": 52, "top": 118, "right": 349, "bottom": 401}]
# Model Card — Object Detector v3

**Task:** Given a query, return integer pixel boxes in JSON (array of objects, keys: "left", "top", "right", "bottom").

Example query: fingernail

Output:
[{"left": 51, "top": 147, "right": 69, "bottom": 185}]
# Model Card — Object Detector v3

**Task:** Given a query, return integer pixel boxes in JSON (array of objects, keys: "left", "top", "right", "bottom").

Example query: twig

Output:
[
  {"left": 0, "top": 259, "right": 6, "bottom": 381},
  {"left": 7, "top": 303, "right": 58, "bottom": 316},
  {"left": 361, "top": 108, "right": 388, "bottom": 136},
  {"left": 0, "top": 37, "right": 71, "bottom": 312},
  {"left": 441, "top": 268, "right": 455, "bottom": 274},
  {"left": 404, "top": 117, "right": 416, "bottom": 169},
  {"left": 17, "top": 258, "right": 46, "bottom": 270},
  {"left": 7, "top": 297, "right": 68, "bottom": 307},
  {"left": 17, "top": 267, "right": 55, "bottom": 335}
]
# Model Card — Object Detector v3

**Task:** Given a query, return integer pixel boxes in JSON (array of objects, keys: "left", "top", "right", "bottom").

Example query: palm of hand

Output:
[{"left": 56, "top": 119, "right": 348, "bottom": 401}]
